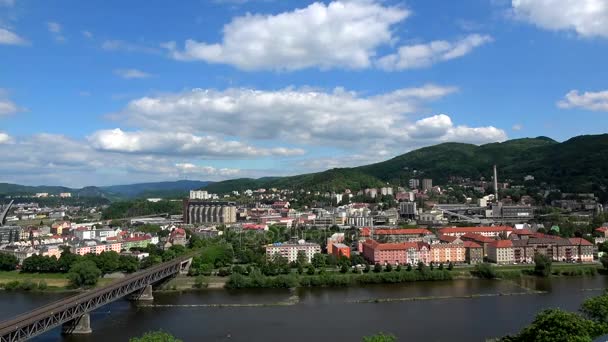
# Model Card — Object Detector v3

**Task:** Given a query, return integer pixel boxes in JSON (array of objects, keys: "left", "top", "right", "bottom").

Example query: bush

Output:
[
  {"left": 534, "top": 254, "right": 552, "bottom": 277},
  {"left": 18, "top": 280, "right": 37, "bottom": 291},
  {"left": 217, "top": 268, "right": 232, "bottom": 277},
  {"left": 3, "top": 281, "right": 20, "bottom": 291},
  {"left": 129, "top": 330, "right": 182, "bottom": 342},
  {"left": 194, "top": 276, "right": 208, "bottom": 289},
  {"left": 37, "top": 280, "right": 48, "bottom": 290},
  {"left": 0, "top": 253, "right": 18, "bottom": 271},
  {"left": 473, "top": 263, "right": 497, "bottom": 279}
]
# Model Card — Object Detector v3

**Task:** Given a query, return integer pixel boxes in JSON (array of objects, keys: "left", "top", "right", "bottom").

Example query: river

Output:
[{"left": 1, "top": 276, "right": 607, "bottom": 341}]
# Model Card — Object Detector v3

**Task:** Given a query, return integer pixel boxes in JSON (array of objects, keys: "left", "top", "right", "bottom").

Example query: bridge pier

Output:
[
  {"left": 129, "top": 284, "right": 154, "bottom": 301},
  {"left": 62, "top": 313, "right": 92, "bottom": 335}
]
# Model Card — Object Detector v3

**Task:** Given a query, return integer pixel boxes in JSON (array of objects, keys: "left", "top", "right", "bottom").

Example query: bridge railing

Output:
[{"left": 0, "top": 255, "right": 191, "bottom": 341}]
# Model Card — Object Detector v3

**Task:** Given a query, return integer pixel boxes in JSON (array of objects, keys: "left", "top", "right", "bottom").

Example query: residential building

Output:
[
  {"left": 380, "top": 187, "right": 393, "bottom": 196},
  {"left": 408, "top": 179, "right": 420, "bottom": 189},
  {"left": 0, "top": 226, "right": 22, "bottom": 243},
  {"left": 464, "top": 241, "right": 483, "bottom": 264},
  {"left": 361, "top": 239, "right": 415, "bottom": 265},
  {"left": 59, "top": 193, "right": 72, "bottom": 198},
  {"left": 569, "top": 238, "right": 594, "bottom": 263},
  {"left": 360, "top": 228, "right": 433, "bottom": 242},
  {"left": 487, "top": 240, "right": 514, "bottom": 264},
  {"left": 327, "top": 233, "right": 345, "bottom": 254},
  {"left": 422, "top": 179, "right": 433, "bottom": 191},
  {"left": 265, "top": 241, "right": 321, "bottom": 263},
  {"left": 430, "top": 243, "right": 466, "bottom": 264},
  {"left": 331, "top": 243, "right": 351, "bottom": 259},
  {"left": 189, "top": 190, "right": 211, "bottom": 200}
]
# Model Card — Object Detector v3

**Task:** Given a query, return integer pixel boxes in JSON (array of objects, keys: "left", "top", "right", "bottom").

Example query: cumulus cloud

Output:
[
  {"left": 376, "top": 34, "right": 493, "bottom": 70},
  {"left": 112, "top": 85, "right": 506, "bottom": 155},
  {"left": 0, "top": 132, "right": 12, "bottom": 144},
  {"left": 0, "top": 134, "right": 248, "bottom": 186},
  {"left": 47, "top": 21, "right": 66, "bottom": 42},
  {"left": 0, "top": 28, "right": 27, "bottom": 45},
  {"left": 558, "top": 89, "right": 608, "bottom": 111},
  {"left": 87, "top": 129, "right": 305, "bottom": 157},
  {"left": 0, "top": 90, "right": 21, "bottom": 116},
  {"left": 175, "top": 163, "right": 240, "bottom": 176},
  {"left": 114, "top": 68, "right": 152, "bottom": 79},
  {"left": 511, "top": 0, "right": 608, "bottom": 38},
  {"left": 164, "top": 0, "right": 409, "bottom": 70}
]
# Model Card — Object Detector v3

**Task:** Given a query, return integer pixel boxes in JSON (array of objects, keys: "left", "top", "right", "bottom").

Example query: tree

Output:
[
  {"left": 395, "top": 265, "right": 402, "bottom": 272},
  {"left": 581, "top": 293, "right": 608, "bottom": 323},
  {"left": 307, "top": 264, "right": 315, "bottom": 275},
  {"left": 364, "top": 263, "right": 371, "bottom": 273},
  {"left": 95, "top": 251, "right": 121, "bottom": 275},
  {"left": 385, "top": 264, "right": 393, "bottom": 272},
  {"left": 503, "top": 309, "right": 606, "bottom": 342},
  {"left": 438, "top": 263, "right": 444, "bottom": 271},
  {"left": 0, "top": 253, "right": 18, "bottom": 271},
  {"left": 429, "top": 262, "right": 435, "bottom": 271},
  {"left": 416, "top": 261, "right": 425, "bottom": 272},
  {"left": 311, "top": 253, "right": 326, "bottom": 268},
  {"left": 534, "top": 254, "right": 552, "bottom": 277},
  {"left": 601, "top": 254, "right": 608, "bottom": 270},
  {"left": 119, "top": 255, "right": 139, "bottom": 273},
  {"left": 67, "top": 260, "right": 101, "bottom": 287},
  {"left": 296, "top": 250, "right": 308, "bottom": 266},
  {"left": 363, "top": 332, "right": 397, "bottom": 342},
  {"left": 447, "top": 262, "right": 454, "bottom": 271},
  {"left": 373, "top": 263, "right": 382, "bottom": 273},
  {"left": 129, "top": 331, "right": 182, "bottom": 342},
  {"left": 340, "top": 263, "right": 349, "bottom": 273},
  {"left": 406, "top": 264, "right": 412, "bottom": 272}
]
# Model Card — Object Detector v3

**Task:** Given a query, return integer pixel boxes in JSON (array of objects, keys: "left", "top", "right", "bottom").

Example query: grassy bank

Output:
[{"left": 0, "top": 271, "right": 115, "bottom": 291}]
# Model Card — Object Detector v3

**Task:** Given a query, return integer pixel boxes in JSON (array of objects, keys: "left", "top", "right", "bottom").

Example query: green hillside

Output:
[{"left": 203, "top": 134, "right": 608, "bottom": 196}]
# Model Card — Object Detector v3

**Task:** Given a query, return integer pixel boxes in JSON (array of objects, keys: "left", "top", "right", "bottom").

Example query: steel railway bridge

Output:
[{"left": 0, "top": 255, "right": 192, "bottom": 342}]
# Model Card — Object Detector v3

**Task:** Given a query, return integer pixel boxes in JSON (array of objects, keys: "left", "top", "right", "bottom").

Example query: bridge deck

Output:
[{"left": 0, "top": 255, "right": 191, "bottom": 342}]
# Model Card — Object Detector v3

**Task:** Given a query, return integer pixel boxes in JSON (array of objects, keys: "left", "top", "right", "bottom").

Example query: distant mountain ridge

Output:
[
  {"left": 202, "top": 134, "right": 608, "bottom": 198},
  {"left": 0, "top": 180, "right": 212, "bottom": 200}
]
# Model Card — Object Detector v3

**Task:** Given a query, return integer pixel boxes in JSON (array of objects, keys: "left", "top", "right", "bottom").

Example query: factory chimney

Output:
[{"left": 493, "top": 164, "right": 499, "bottom": 201}]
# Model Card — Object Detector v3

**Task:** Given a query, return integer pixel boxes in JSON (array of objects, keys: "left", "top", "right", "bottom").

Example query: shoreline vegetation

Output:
[{"left": 0, "top": 262, "right": 602, "bottom": 292}]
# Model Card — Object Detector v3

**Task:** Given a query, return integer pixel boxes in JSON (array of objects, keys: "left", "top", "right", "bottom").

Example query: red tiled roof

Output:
[
  {"left": 439, "top": 235, "right": 458, "bottom": 243},
  {"left": 595, "top": 227, "right": 608, "bottom": 232},
  {"left": 439, "top": 226, "right": 513, "bottom": 234},
  {"left": 513, "top": 229, "right": 533, "bottom": 235},
  {"left": 374, "top": 228, "right": 433, "bottom": 236},
  {"left": 491, "top": 240, "right": 513, "bottom": 248},
  {"left": 463, "top": 241, "right": 482, "bottom": 248},
  {"left": 568, "top": 237, "right": 593, "bottom": 246},
  {"left": 460, "top": 232, "right": 494, "bottom": 243}
]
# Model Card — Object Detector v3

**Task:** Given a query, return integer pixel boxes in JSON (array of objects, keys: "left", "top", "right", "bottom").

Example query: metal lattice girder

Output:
[{"left": 0, "top": 256, "right": 192, "bottom": 342}]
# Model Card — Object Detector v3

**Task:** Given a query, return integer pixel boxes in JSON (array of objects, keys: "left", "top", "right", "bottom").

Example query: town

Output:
[{"left": 2, "top": 167, "right": 606, "bottom": 282}]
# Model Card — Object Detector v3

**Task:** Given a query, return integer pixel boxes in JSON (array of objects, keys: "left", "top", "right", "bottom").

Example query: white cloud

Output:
[
  {"left": 0, "top": 28, "right": 27, "bottom": 45},
  {"left": 112, "top": 85, "right": 505, "bottom": 155},
  {"left": 87, "top": 128, "right": 305, "bottom": 157},
  {"left": 512, "top": 124, "right": 523, "bottom": 131},
  {"left": 0, "top": 0, "right": 15, "bottom": 7},
  {"left": 0, "top": 90, "right": 21, "bottom": 116},
  {"left": 102, "top": 40, "right": 160, "bottom": 54},
  {"left": 511, "top": 0, "right": 608, "bottom": 38},
  {"left": 376, "top": 34, "right": 493, "bottom": 70},
  {"left": 82, "top": 30, "right": 93, "bottom": 39},
  {"left": 47, "top": 21, "right": 66, "bottom": 42},
  {"left": 0, "top": 132, "right": 12, "bottom": 144},
  {"left": 164, "top": 0, "right": 409, "bottom": 70},
  {"left": 114, "top": 68, "right": 152, "bottom": 79},
  {"left": 558, "top": 89, "right": 608, "bottom": 111},
  {"left": 175, "top": 163, "right": 240, "bottom": 177}
]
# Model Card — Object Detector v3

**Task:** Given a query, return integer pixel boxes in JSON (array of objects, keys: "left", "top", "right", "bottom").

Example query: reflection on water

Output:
[{"left": 5, "top": 276, "right": 604, "bottom": 342}]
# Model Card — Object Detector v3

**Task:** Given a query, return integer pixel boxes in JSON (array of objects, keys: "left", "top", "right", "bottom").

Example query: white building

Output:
[
  {"left": 59, "top": 193, "right": 72, "bottom": 198},
  {"left": 190, "top": 190, "right": 211, "bottom": 200},
  {"left": 265, "top": 240, "right": 321, "bottom": 263},
  {"left": 380, "top": 187, "right": 393, "bottom": 196}
]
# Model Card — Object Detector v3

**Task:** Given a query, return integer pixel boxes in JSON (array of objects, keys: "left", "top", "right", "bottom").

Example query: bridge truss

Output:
[{"left": 0, "top": 256, "right": 191, "bottom": 342}]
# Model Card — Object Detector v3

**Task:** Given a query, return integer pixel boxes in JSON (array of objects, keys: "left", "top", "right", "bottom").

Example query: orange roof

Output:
[
  {"left": 595, "top": 227, "right": 608, "bottom": 232},
  {"left": 568, "top": 238, "right": 593, "bottom": 246},
  {"left": 491, "top": 240, "right": 513, "bottom": 248},
  {"left": 439, "top": 235, "right": 458, "bottom": 243},
  {"left": 460, "top": 232, "right": 494, "bottom": 243},
  {"left": 463, "top": 241, "right": 482, "bottom": 248},
  {"left": 439, "top": 226, "right": 513, "bottom": 234}
]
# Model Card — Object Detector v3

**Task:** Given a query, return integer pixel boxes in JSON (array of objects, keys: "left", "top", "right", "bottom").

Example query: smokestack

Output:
[{"left": 493, "top": 164, "right": 499, "bottom": 201}]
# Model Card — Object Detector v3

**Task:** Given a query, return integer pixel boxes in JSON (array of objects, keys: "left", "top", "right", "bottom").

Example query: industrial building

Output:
[{"left": 183, "top": 200, "right": 237, "bottom": 224}]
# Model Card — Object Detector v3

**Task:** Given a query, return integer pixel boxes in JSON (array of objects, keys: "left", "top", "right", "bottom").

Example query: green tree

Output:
[
  {"left": 306, "top": 264, "right": 315, "bottom": 275},
  {"left": 129, "top": 330, "right": 182, "bottom": 342},
  {"left": 581, "top": 293, "right": 608, "bottom": 323},
  {"left": 95, "top": 251, "right": 121, "bottom": 275},
  {"left": 67, "top": 260, "right": 101, "bottom": 287},
  {"left": 373, "top": 263, "right": 382, "bottom": 273},
  {"left": 119, "top": 255, "right": 139, "bottom": 273},
  {"left": 296, "top": 250, "right": 308, "bottom": 266},
  {"left": 502, "top": 309, "right": 606, "bottom": 342},
  {"left": 0, "top": 253, "right": 18, "bottom": 271},
  {"left": 363, "top": 332, "right": 397, "bottom": 342},
  {"left": 385, "top": 264, "right": 393, "bottom": 272},
  {"left": 447, "top": 262, "right": 454, "bottom": 271},
  {"left": 340, "top": 263, "right": 349, "bottom": 273},
  {"left": 364, "top": 263, "right": 371, "bottom": 273},
  {"left": 406, "top": 264, "right": 412, "bottom": 272},
  {"left": 438, "top": 263, "right": 444, "bottom": 271},
  {"left": 601, "top": 254, "right": 608, "bottom": 270},
  {"left": 311, "top": 253, "right": 326, "bottom": 268},
  {"left": 534, "top": 254, "right": 552, "bottom": 277},
  {"left": 474, "top": 263, "right": 497, "bottom": 279}
]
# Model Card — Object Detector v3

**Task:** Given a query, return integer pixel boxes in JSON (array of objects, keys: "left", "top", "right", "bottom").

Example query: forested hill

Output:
[{"left": 203, "top": 134, "right": 608, "bottom": 195}]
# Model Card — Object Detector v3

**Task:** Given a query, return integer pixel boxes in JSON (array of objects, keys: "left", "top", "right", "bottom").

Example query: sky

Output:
[{"left": 1, "top": 0, "right": 608, "bottom": 187}]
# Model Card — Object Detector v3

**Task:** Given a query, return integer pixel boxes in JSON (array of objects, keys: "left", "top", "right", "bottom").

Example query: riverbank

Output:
[{"left": 0, "top": 271, "right": 115, "bottom": 292}]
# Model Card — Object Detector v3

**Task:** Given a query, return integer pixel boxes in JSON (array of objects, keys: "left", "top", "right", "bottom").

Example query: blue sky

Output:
[{"left": 1, "top": 0, "right": 608, "bottom": 187}]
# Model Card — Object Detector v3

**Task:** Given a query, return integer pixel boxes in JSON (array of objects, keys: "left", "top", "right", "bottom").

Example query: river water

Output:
[{"left": 1, "top": 276, "right": 607, "bottom": 342}]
